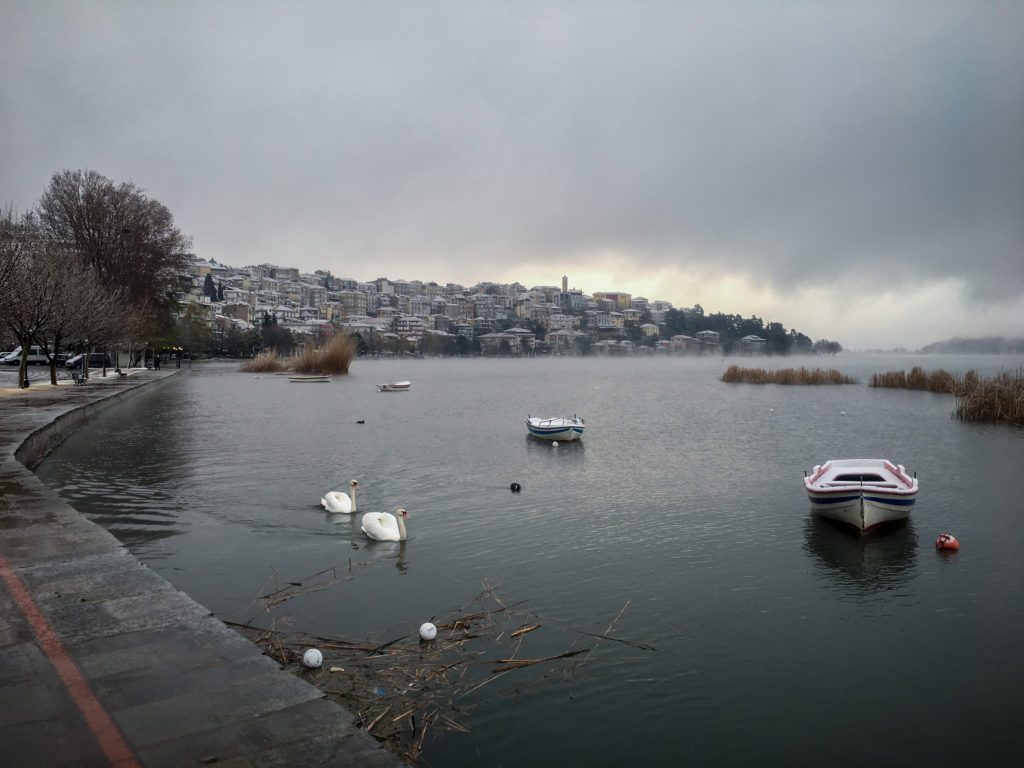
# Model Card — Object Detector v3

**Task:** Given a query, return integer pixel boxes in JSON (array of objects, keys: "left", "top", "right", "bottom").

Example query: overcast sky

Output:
[{"left": 3, "top": 1, "right": 1023, "bottom": 349}]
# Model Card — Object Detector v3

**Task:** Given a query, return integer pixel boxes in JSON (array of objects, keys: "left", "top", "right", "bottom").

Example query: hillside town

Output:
[{"left": 186, "top": 258, "right": 820, "bottom": 357}]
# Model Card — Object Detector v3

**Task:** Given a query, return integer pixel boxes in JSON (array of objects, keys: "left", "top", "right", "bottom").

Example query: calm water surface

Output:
[{"left": 38, "top": 355, "right": 1024, "bottom": 766}]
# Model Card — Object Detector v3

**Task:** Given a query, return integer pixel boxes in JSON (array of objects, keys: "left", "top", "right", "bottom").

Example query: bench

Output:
[{"left": 71, "top": 371, "right": 86, "bottom": 385}]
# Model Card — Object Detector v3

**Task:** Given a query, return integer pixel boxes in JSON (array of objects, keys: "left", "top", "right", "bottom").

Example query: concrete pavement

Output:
[{"left": 0, "top": 368, "right": 403, "bottom": 767}]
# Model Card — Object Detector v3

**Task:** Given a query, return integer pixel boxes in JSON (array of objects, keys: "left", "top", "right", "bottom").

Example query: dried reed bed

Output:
[
  {"left": 291, "top": 333, "right": 357, "bottom": 375},
  {"left": 239, "top": 349, "right": 287, "bottom": 373},
  {"left": 954, "top": 369, "right": 1024, "bottom": 425},
  {"left": 721, "top": 365, "right": 857, "bottom": 385},
  {"left": 230, "top": 566, "right": 649, "bottom": 763},
  {"left": 868, "top": 366, "right": 979, "bottom": 395}
]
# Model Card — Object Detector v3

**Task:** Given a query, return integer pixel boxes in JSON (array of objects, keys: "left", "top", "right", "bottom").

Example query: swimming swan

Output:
[
  {"left": 361, "top": 508, "right": 409, "bottom": 542},
  {"left": 321, "top": 479, "right": 358, "bottom": 513}
]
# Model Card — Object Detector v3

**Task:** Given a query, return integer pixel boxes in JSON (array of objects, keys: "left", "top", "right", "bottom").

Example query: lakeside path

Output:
[{"left": 0, "top": 369, "right": 402, "bottom": 767}]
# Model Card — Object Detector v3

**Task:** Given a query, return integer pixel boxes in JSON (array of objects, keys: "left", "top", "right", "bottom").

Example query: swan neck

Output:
[
  {"left": 350, "top": 485, "right": 357, "bottom": 511},
  {"left": 397, "top": 515, "right": 407, "bottom": 541}
]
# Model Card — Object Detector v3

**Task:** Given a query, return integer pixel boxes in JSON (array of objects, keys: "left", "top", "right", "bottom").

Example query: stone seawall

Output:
[{"left": 0, "top": 369, "right": 403, "bottom": 767}]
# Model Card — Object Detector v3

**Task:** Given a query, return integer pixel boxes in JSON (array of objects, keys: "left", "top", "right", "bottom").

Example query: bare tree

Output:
[
  {"left": 0, "top": 206, "right": 25, "bottom": 303},
  {"left": 0, "top": 212, "right": 63, "bottom": 387},
  {"left": 38, "top": 170, "right": 192, "bottom": 309},
  {"left": 38, "top": 253, "right": 118, "bottom": 384}
]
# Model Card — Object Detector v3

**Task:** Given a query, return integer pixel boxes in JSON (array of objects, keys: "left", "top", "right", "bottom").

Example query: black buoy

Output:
[
  {"left": 356, "top": 419, "right": 365, "bottom": 424},
  {"left": 510, "top": 482, "right": 521, "bottom": 493}
]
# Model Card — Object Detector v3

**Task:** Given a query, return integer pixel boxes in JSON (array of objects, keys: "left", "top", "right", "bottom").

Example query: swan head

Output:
[
  {"left": 396, "top": 507, "right": 409, "bottom": 519},
  {"left": 349, "top": 480, "right": 359, "bottom": 488}
]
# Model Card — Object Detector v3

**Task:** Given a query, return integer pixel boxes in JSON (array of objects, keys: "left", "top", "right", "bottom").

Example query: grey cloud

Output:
[{"left": 3, "top": 1, "right": 1022, "bottom": 302}]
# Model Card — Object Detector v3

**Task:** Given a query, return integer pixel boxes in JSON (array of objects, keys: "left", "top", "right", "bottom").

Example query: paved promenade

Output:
[{"left": 0, "top": 369, "right": 402, "bottom": 767}]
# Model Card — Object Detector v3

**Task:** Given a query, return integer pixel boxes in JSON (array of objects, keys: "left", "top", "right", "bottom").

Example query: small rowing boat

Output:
[
  {"left": 526, "top": 415, "right": 585, "bottom": 441},
  {"left": 289, "top": 375, "right": 331, "bottom": 383},
  {"left": 378, "top": 381, "right": 411, "bottom": 392},
  {"left": 804, "top": 458, "right": 918, "bottom": 532}
]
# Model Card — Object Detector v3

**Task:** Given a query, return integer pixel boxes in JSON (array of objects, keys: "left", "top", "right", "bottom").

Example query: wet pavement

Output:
[{"left": 0, "top": 368, "right": 402, "bottom": 767}]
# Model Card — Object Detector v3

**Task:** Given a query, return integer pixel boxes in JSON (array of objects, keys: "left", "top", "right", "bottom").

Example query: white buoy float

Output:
[
  {"left": 302, "top": 648, "right": 323, "bottom": 669},
  {"left": 419, "top": 622, "right": 437, "bottom": 641},
  {"left": 552, "top": 441, "right": 559, "bottom": 447}
]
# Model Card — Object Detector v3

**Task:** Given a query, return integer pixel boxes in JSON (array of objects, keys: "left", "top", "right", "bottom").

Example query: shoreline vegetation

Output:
[
  {"left": 721, "top": 365, "right": 857, "bottom": 385},
  {"left": 240, "top": 333, "right": 356, "bottom": 375},
  {"left": 870, "top": 366, "right": 1024, "bottom": 426},
  {"left": 723, "top": 363, "right": 1023, "bottom": 425}
]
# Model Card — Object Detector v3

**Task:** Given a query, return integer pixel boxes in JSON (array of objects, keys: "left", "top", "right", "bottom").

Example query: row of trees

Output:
[
  {"left": 0, "top": 170, "right": 191, "bottom": 386},
  {"left": 661, "top": 306, "right": 841, "bottom": 355}
]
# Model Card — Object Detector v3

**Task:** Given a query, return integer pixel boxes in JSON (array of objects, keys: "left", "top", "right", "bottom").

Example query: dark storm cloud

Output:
[{"left": 3, "top": 1, "right": 1022, "bottom": 301}]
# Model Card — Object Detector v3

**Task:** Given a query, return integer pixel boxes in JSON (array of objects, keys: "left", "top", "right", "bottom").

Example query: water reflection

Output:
[
  {"left": 346, "top": 538, "right": 409, "bottom": 574},
  {"left": 803, "top": 514, "right": 918, "bottom": 597},
  {"left": 524, "top": 435, "right": 585, "bottom": 460}
]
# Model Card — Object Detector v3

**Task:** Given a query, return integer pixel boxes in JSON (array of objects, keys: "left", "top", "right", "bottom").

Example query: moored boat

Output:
[
  {"left": 289, "top": 375, "right": 331, "bottom": 383},
  {"left": 526, "top": 415, "right": 585, "bottom": 441},
  {"left": 377, "top": 380, "right": 411, "bottom": 392},
  {"left": 804, "top": 458, "right": 918, "bottom": 532}
]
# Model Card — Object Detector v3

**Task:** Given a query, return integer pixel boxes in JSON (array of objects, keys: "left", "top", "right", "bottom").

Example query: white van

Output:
[{"left": 1, "top": 345, "right": 54, "bottom": 366}]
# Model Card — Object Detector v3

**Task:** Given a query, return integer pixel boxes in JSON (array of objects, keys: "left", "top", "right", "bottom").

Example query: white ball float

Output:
[
  {"left": 552, "top": 441, "right": 559, "bottom": 447},
  {"left": 302, "top": 648, "right": 323, "bottom": 669},
  {"left": 419, "top": 622, "right": 437, "bottom": 641}
]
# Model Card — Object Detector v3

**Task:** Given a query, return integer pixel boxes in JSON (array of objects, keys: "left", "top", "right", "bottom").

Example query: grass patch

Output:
[
  {"left": 240, "top": 349, "right": 287, "bottom": 373},
  {"left": 291, "top": 333, "right": 357, "bottom": 375},
  {"left": 868, "top": 366, "right": 978, "bottom": 395},
  {"left": 954, "top": 369, "right": 1024, "bottom": 426},
  {"left": 721, "top": 365, "right": 857, "bottom": 385}
]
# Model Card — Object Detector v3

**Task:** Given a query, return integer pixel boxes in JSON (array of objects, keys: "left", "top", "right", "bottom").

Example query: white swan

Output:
[
  {"left": 321, "top": 479, "right": 358, "bottom": 513},
  {"left": 361, "top": 508, "right": 409, "bottom": 542}
]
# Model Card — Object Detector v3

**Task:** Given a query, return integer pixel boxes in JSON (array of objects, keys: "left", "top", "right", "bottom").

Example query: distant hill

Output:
[{"left": 919, "top": 337, "right": 1024, "bottom": 354}]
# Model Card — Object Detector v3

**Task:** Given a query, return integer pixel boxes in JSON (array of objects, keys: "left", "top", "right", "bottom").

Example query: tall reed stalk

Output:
[
  {"left": 291, "top": 333, "right": 357, "bottom": 375},
  {"left": 954, "top": 369, "right": 1024, "bottom": 425},
  {"left": 240, "top": 349, "right": 286, "bottom": 373},
  {"left": 868, "top": 367, "right": 978, "bottom": 396}
]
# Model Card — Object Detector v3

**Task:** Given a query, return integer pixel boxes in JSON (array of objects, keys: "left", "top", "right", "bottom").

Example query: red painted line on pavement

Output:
[{"left": 0, "top": 554, "right": 139, "bottom": 768}]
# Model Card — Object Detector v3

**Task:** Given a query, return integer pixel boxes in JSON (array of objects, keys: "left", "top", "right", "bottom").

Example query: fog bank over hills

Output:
[{"left": 919, "top": 337, "right": 1024, "bottom": 354}]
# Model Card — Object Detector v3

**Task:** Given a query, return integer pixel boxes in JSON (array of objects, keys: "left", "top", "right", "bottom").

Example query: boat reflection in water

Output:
[{"left": 803, "top": 515, "right": 918, "bottom": 598}]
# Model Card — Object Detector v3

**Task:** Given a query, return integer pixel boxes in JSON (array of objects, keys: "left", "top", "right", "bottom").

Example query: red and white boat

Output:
[{"left": 804, "top": 459, "right": 918, "bottom": 533}]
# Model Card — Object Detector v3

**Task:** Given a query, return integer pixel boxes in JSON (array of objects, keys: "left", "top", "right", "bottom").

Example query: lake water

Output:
[{"left": 37, "top": 355, "right": 1024, "bottom": 766}]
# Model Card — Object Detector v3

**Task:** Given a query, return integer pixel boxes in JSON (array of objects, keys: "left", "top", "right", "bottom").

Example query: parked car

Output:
[
  {"left": 65, "top": 352, "right": 112, "bottom": 370},
  {"left": 1, "top": 345, "right": 54, "bottom": 365}
]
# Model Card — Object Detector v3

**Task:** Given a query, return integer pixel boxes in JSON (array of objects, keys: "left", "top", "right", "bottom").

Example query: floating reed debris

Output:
[
  {"left": 954, "top": 369, "right": 1024, "bottom": 426},
  {"left": 721, "top": 365, "right": 857, "bottom": 385},
  {"left": 239, "top": 348, "right": 287, "bottom": 373},
  {"left": 868, "top": 366, "right": 979, "bottom": 395},
  {"left": 229, "top": 571, "right": 648, "bottom": 763}
]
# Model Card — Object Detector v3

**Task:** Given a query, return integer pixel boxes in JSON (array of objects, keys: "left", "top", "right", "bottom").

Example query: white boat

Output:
[
  {"left": 804, "top": 459, "right": 918, "bottom": 532},
  {"left": 377, "top": 381, "right": 411, "bottom": 392},
  {"left": 526, "top": 415, "right": 585, "bottom": 441},
  {"left": 289, "top": 375, "right": 331, "bottom": 383}
]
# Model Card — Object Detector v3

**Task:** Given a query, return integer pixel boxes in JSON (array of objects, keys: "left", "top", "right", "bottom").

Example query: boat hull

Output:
[
  {"left": 526, "top": 417, "right": 585, "bottom": 441},
  {"left": 804, "top": 459, "right": 918, "bottom": 533},
  {"left": 377, "top": 381, "right": 411, "bottom": 392},
  {"left": 807, "top": 491, "right": 915, "bottom": 532}
]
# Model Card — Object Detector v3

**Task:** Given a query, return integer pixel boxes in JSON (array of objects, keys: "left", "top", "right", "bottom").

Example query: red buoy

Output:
[{"left": 935, "top": 532, "right": 960, "bottom": 551}]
